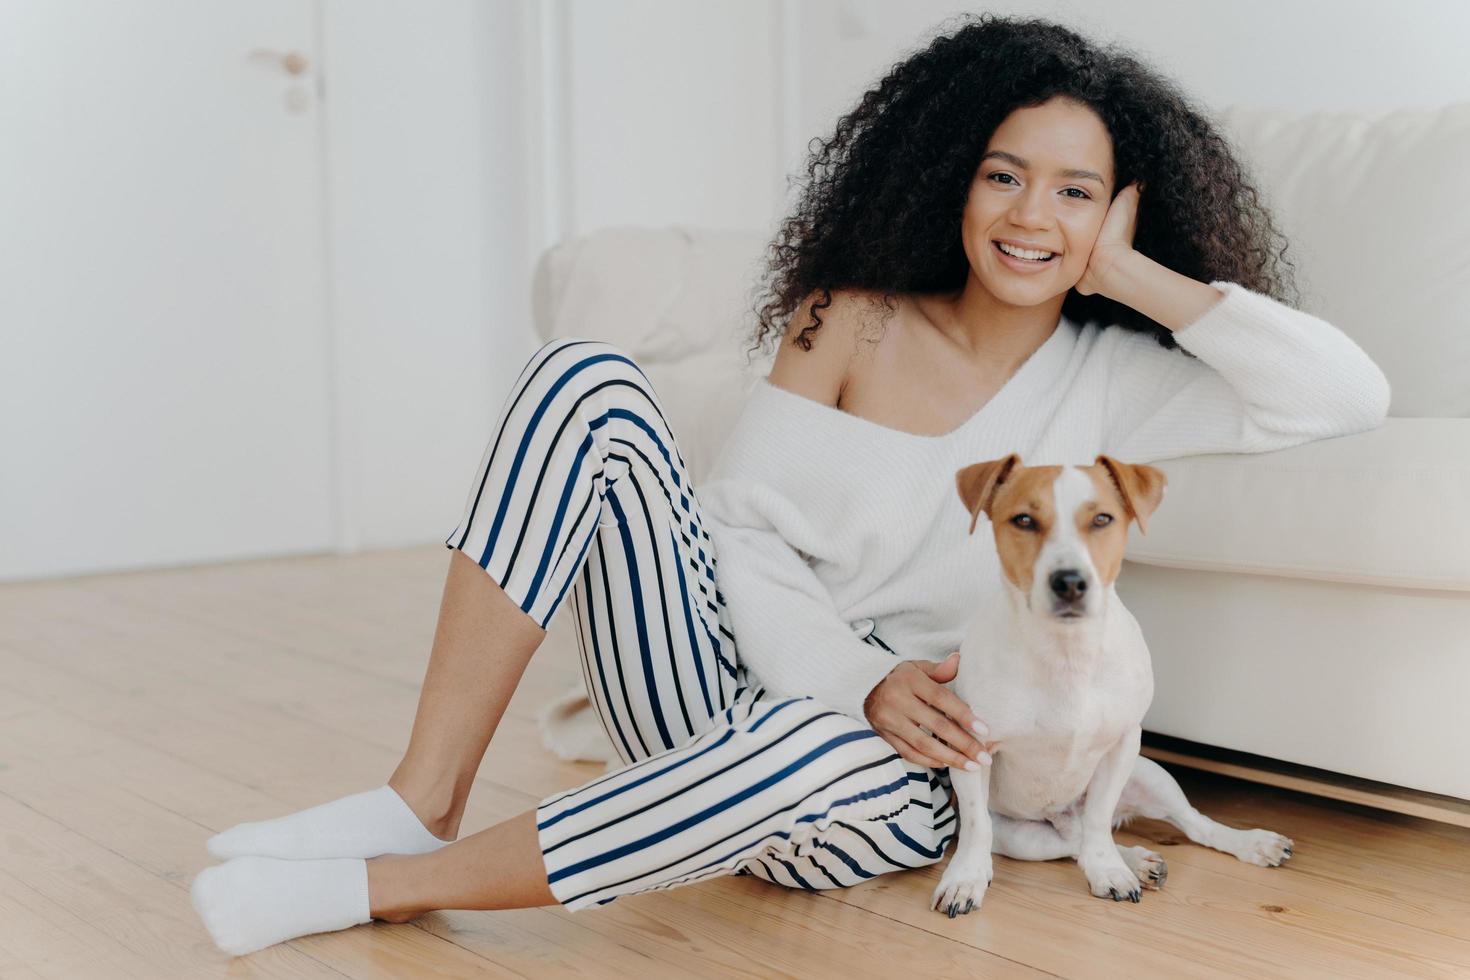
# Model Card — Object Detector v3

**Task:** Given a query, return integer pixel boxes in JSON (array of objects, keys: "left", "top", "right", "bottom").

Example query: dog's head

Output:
[{"left": 955, "top": 453, "right": 1167, "bottom": 623}]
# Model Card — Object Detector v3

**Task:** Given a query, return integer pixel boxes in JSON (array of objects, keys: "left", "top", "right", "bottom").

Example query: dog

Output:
[{"left": 931, "top": 453, "right": 1293, "bottom": 917}]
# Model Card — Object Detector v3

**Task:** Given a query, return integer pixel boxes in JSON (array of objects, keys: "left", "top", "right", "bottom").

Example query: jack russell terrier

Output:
[{"left": 932, "top": 453, "right": 1293, "bottom": 916}]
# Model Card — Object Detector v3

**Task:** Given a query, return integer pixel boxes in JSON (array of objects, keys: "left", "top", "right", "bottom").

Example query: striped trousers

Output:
[{"left": 445, "top": 337, "right": 957, "bottom": 911}]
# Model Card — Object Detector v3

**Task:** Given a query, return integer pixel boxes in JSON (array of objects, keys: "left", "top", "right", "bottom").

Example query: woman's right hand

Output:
[{"left": 863, "top": 652, "right": 995, "bottom": 770}]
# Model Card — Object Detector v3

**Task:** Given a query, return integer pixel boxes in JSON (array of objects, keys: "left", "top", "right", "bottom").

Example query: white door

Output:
[{"left": 1, "top": 1, "right": 334, "bottom": 581}]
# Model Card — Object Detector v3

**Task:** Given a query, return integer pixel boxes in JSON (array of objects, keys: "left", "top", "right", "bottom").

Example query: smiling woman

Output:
[
  {"left": 978, "top": 138, "right": 1109, "bottom": 281},
  {"left": 719, "top": 8, "right": 1385, "bottom": 893},
  {"left": 747, "top": 12, "right": 1298, "bottom": 364}
]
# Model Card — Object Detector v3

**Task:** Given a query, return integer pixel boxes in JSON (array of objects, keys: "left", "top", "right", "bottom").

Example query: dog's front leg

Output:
[
  {"left": 1077, "top": 725, "right": 1145, "bottom": 902},
  {"left": 931, "top": 764, "right": 992, "bottom": 917}
]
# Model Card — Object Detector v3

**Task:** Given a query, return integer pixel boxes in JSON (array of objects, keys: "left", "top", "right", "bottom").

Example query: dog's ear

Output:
[
  {"left": 956, "top": 453, "right": 1022, "bottom": 535},
  {"left": 1094, "top": 455, "right": 1168, "bottom": 535}
]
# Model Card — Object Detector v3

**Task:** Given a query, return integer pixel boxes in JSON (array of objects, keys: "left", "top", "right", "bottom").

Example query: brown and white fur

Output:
[{"left": 931, "top": 453, "right": 1293, "bottom": 917}]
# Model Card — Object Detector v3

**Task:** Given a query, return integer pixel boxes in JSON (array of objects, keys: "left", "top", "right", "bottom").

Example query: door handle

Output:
[{"left": 247, "top": 49, "right": 310, "bottom": 76}]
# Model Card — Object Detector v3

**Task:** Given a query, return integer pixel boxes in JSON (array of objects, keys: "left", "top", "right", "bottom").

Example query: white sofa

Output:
[{"left": 522, "top": 101, "right": 1470, "bottom": 805}]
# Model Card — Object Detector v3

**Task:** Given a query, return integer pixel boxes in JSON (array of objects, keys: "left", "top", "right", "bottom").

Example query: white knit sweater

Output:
[{"left": 697, "top": 281, "right": 1392, "bottom": 721}]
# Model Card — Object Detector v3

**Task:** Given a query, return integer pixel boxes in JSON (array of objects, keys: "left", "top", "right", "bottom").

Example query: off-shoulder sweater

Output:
[{"left": 696, "top": 281, "right": 1392, "bottom": 721}]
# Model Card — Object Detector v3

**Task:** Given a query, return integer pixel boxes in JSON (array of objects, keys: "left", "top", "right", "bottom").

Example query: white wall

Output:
[
  {"left": 788, "top": 0, "right": 1470, "bottom": 150},
  {"left": 1, "top": 0, "right": 339, "bottom": 583},
  {"left": 326, "top": 0, "right": 798, "bottom": 554},
  {"left": 320, "top": 0, "right": 534, "bottom": 551},
  {"left": 549, "top": 0, "right": 1470, "bottom": 247},
  {"left": 8, "top": 0, "right": 1466, "bottom": 579},
  {"left": 559, "top": 0, "right": 787, "bottom": 236}
]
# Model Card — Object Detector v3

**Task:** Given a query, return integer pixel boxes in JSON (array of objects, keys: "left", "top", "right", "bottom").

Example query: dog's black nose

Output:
[{"left": 1050, "top": 569, "right": 1087, "bottom": 601}]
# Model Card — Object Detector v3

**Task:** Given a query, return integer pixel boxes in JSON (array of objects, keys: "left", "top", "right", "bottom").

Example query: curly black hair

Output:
[{"left": 745, "top": 12, "right": 1299, "bottom": 362}]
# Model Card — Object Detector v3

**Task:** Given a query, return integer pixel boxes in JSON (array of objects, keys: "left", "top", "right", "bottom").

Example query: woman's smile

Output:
[{"left": 993, "top": 238, "right": 1062, "bottom": 274}]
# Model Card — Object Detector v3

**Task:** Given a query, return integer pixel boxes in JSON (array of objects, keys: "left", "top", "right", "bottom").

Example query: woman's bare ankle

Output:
[
  {"left": 387, "top": 769, "right": 467, "bottom": 841},
  {"left": 367, "top": 854, "right": 430, "bottom": 923}
]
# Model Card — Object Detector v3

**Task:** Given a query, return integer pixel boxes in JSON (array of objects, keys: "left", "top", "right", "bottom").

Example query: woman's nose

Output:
[{"left": 1009, "top": 187, "right": 1055, "bottom": 227}]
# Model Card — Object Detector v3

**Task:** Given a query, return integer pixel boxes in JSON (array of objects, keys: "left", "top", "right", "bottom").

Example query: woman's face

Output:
[{"left": 960, "top": 96, "right": 1116, "bottom": 305}]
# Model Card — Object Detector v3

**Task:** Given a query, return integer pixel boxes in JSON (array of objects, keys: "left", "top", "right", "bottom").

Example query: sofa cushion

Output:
[
  {"left": 530, "top": 224, "right": 770, "bottom": 366},
  {"left": 1216, "top": 102, "right": 1470, "bottom": 419},
  {"left": 1124, "top": 418, "right": 1470, "bottom": 592},
  {"left": 638, "top": 345, "right": 769, "bottom": 487}
]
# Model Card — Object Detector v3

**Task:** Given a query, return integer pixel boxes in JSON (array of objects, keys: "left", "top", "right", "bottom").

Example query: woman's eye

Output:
[{"left": 986, "top": 173, "right": 1090, "bottom": 200}]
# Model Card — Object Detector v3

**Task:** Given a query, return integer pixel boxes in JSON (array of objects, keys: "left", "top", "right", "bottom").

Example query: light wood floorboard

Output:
[{"left": 1, "top": 545, "right": 1466, "bottom": 979}]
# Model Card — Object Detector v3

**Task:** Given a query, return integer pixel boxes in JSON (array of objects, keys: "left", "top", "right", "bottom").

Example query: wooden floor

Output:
[{"left": 2, "top": 545, "right": 1467, "bottom": 979}]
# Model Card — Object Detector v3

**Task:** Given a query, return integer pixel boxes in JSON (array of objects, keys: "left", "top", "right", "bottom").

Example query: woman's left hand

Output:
[{"left": 1075, "top": 180, "right": 1144, "bottom": 298}]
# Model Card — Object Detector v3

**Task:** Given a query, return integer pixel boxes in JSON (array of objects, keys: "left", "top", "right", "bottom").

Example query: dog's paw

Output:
[
  {"left": 931, "top": 861, "right": 992, "bottom": 918},
  {"left": 1082, "top": 859, "right": 1142, "bottom": 902},
  {"left": 1117, "top": 844, "right": 1167, "bottom": 890},
  {"left": 1226, "top": 829, "right": 1293, "bottom": 867}
]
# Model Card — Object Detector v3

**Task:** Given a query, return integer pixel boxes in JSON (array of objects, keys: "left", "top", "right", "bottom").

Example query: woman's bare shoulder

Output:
[{"left": 765, "top": 288, "right": 893, "bottom": 408}]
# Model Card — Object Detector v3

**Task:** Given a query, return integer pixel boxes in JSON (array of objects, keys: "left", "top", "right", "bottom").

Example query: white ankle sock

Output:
[
  {"left": 192, "top": 855, "right": 372, "bottom": 957},
  {"left": 207, "top": 785, "right": 450, "bottom": 861}
]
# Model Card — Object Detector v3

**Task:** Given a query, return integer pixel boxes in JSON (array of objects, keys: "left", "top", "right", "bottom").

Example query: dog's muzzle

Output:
[{"left": 1049, "top": 568, "right": 1089, "bottom": 618}]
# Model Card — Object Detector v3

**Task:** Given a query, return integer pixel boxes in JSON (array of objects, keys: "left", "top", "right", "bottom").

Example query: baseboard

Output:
[{"left": 1140, "top": 731, "right": 1470, "bottom": 829}]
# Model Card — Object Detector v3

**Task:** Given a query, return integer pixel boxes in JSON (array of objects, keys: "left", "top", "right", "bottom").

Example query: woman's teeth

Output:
[{"left": 996, "top": 241, "right": 1056, "bottom": 261}]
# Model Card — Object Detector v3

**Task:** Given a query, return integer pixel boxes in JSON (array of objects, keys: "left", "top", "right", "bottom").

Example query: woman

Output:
[{"left": 192, "top": 14, "right": 1389, "bottom": 955}]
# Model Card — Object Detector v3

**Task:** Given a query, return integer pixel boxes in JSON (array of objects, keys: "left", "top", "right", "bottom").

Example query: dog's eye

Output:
[
  {"left": 1010, "top": 514, "right": 1035, "bottom": 530},
  {"left": 1093, "top": 513, "right": 1113, "bottom": 527}
]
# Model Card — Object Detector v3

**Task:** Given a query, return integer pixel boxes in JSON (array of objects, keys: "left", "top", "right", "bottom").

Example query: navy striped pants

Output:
[{"left": 445, "top": 337, "right": 957, "bottom": 911}]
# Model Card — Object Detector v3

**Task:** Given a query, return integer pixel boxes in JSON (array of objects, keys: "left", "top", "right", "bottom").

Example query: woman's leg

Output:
[
  {"left": 206, "top": 342, "right": 607, "bottom": 861},
  {"left": 741, "top": 760, "right": 957, "bottom": 892},
  {"left": 386, "top": 547, "right": 548, "bottom": 838},
  {"left": 384, "top": 340, "right": 915, "bottom": 913},
  {"left": 736, "top": 635, "right": 958, "bottom": 893},
  {"left": 365, "top": 691, "right": 910, "bottom": 916},
  {"left": 193, "top": 692, "right": 912, "bottom": 956},
  {"left": 450, "top": 338, "right": 739, "bottom": 759},
  {"left": 369, "top": 810, "right": 556, "bottom": 919},
  {"left": 193, "top": 338, "right": 911, "bottom": 955},
  {"left": 204, "top": 553, "right": 547, "bottom": 862}
]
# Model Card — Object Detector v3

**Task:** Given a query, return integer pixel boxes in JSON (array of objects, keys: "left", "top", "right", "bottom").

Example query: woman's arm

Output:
[
  {"left": 1098, "top": 258, "right": 1391, "bottom": 462},
  {"left": 1099, "top": 249, "right": 1231, "bottom": 335},
  {"left": 699, "top": 288, "right": 903, "bottom": 720},
  {"left": 700, "top": 497, "right": 903, "bottom": 720},
  {"left": 1081, "top": 184, "right": 1390, "bottom": 462},
  {"left": 701, "top": 480, "right": 991, "bottom": 769}
]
